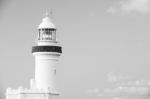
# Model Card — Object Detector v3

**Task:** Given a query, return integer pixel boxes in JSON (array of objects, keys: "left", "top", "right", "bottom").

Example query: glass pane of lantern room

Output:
[
  {"left": 42, "top": 29, "right": 52, "bottom": 40},
  {"left": 52, "top": 31, "right": 56, "bottom": 40},
  {"left": 39, "top": 29, "right": 44, "bottom": 40}
]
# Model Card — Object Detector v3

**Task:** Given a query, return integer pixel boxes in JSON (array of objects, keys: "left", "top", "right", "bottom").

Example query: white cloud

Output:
[
  {"left": 101, "top": 79, "right": 150, "bottom": 99},
  {"left": 86, "top": 74, "right": 150, "bottom": 99},
  {"left": 107, "top": 72, "right": 129, "bottom": 83},
  {"left": 87, "top": 88, "right": 99, "bottom": 94},
  {"left": 107, "top": 86, "right": 149, "bottom": 95},
  {"left": 107, "top": 0, "right": 150, "bottom": 14},
  {"left": 118, "top": 80, "right": 150, "bottom": 87}
]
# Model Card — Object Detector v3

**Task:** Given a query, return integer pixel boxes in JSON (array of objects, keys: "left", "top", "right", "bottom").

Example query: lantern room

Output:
[
  {"left": 38, "top": 28, "right": 56, "bottom": 41},
  {"left": 38, "top": 13, "right": 57, "bottom": 42}
]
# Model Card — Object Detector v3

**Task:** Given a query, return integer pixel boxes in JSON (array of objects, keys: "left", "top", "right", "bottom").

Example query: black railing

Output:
[{"left": 32, "top": 46, "right": 62, "bottom": 53}]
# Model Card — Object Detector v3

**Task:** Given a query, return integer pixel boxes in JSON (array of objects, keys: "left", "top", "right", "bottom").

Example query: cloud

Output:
[
  {"left": 87, "top": 88, "right": 99, "bottom": 94},
  {"left": 103, "top": 86, "right": 150, "bottom": 99},
  {"left": 107, "top": 72, "right": 130, "bottom": 83},
  {"left": 101, "top": 79, "right": 150, "bottom": 99},
  {"left": 86, "top": 73, "right": 150, "bottom": 99},
  {"left": 119, "top": 80, "right": 150, "bottom": 86},
  {"left": 104, "top": 86, "right": 149, "bottom": 95},
  {"left": 107, "top": 0, "right": 150, "bottom": 14}
]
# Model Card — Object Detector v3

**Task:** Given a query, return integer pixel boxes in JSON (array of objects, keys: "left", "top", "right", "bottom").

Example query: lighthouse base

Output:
[
  {"left": 6, "top": 79, "right": 59, "bottom": 99},
  {"left": 6, "top": 88, "right": 59, "bottom": 99}
]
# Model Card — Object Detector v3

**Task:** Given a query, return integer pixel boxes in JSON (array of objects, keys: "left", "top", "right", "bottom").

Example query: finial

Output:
[
  {"left": 45, "top": 10, "right": 49, "bottom": 17},
  {"left": 50, "top": 9, "right": 53, "bottom": 19}
]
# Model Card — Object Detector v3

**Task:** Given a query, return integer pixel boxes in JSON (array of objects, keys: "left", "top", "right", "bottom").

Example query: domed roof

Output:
[{"left": 38, "top": 15, "right": 56, "bottom": 29}]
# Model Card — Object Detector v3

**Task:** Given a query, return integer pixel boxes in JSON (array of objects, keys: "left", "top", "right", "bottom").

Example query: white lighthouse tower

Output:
[
  {"left": 32, "top": 12, "right": 62, "bottom": 91},
  {"left": 5, "top": 13, "right": 62, "bottom": 99}
]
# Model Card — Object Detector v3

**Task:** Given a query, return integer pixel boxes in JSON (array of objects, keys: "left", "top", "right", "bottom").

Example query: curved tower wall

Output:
[{"left": 33, "top": 52, "right": 60, "bottom": 90}]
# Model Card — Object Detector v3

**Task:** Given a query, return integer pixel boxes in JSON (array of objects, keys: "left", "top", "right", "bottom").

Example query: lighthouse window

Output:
[
  {"left": 52, "top": 31, "right": 56, "bottom": 40},
  {"left": 54, "top": 69, "right": 56, "bottom": 75},
  {"left": 41, "top": 29, "right": 53, "bottom": 40},
  {"left": 39, "top": 29, "right": 44, "bottom": 40},
  {"left": 38, "top": 32, "right": 40, "bottom": 40}
]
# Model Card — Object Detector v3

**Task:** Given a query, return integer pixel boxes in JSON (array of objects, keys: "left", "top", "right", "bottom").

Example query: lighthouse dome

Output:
[{"left": 38, "top": 16, "right": 56, "bottom": 29}]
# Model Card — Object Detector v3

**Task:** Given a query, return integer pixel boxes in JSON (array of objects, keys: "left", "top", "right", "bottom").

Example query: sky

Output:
[{"left": 1, "top": 0, "right": 150, "bottom": 99}]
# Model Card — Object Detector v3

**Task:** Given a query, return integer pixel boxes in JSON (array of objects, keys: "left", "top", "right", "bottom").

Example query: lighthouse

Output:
[
  {"left": 6, "top": 13, "right": 62, "bottom": 99},
  {"left": 32, "top": 12, "right": 62, "bottom": 91}
]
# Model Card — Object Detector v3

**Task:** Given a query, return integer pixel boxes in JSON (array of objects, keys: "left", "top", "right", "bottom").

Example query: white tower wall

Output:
[{"left": 34, "top": 52, "right": 59, "bottom": 91}]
